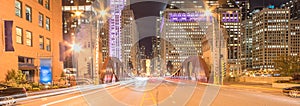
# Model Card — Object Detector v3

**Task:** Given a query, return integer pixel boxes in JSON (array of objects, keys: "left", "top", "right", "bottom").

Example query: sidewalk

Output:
[{"left": 223, "top": 82, "right": 282, "bottom": 92}]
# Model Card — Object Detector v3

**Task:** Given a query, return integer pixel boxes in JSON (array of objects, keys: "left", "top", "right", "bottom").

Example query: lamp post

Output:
[
  {"left": 73, "top": 1, "right": 109, "bottom": 84},
  {"left": 90, "top": 4, "right": 108, "bottom": 84},
  {"left": 205, "top": 9, "right": 223, "bottom": 85}
]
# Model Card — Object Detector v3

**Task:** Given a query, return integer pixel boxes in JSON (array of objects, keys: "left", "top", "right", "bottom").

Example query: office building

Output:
[
  {"left": 240, "top": 19, "right": 252, "bottom": 71},
  {"left": 121, "top": 7, "right": 138, "bottom": 70},
  {"left": 281, "top": 0, "right": 300, "bottom": 20},
  {"left": 161, "top": 8, "right": 210, "bottom": 69},
  {"left": 62, "top": 0, "right": 106, "bottom": 82},
  {"left": 252, "top": 8, "right": 290, "bottom": 70},
  {"left": 0, "top": 0, "right": 63, "bottom": 83},
  {"left": 218, "top": 7, "right": 242, "bottom": 76},
  {"left": 108, "top": 0, "right": 127, "bottom": 60},
  {"left": 99, "top": 21, "right": 109, "bottom": 65},
  {"left": 290, "top": 20, "right": 300, "bottom": 56}
]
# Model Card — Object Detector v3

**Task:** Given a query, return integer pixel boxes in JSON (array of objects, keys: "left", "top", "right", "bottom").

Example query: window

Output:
[
  {"left": 15, "top": 0, "right": 22, "bottom": 17},
  {"left": 18, "top": 56, "right": 34, "bottom": 64},
  {"left": 16, "top": 27, "right": 23, "bottom": 44},
  {"left": 39, "top": 13, "right": 44, "bottom": 27},
  {"left": 46, "top": 17, "right": 50, "bottom": 30},
  {"left": 45, "top": 0, "right": 50, "bottom": 10},
  {"left": 46, "top": 38, "right": 51, "bottom": 51},
  {"left": 25, "top": 6, "right": 32, "bottom": 22},
  {"left": 38, "top": 0, "right": 43, "bottom": 5},
  {"left": 26, "top": 31, "right": 32, "bottom": 46},
  {"left": 39, "top": 35, "right": 44, "bottom": 49}
]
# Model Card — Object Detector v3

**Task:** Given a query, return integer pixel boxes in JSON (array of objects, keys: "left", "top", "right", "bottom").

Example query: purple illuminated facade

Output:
[
  {"left": 169, "top": 13, "right": 212, "bottom": 22},
  {"left": 161, "top": 10, "right": 211, "bottom": 69},
  {"left": 221, "top": 13, "right": 239, "bottom": 22},
  {"left": 109, "top": 0, "right": 126, "bottom": 60}
]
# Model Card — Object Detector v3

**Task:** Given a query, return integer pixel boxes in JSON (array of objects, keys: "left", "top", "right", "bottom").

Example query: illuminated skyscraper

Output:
[
  {"left": 218, "top": 7, "right": 242, "bottom": 76},
  {"left": 159, "top": 0, "right": 210, "bottom": 69},
  {"left": 121, "top": 7, "right": 138, "bottom": 70},
  {"left": 290, "top": 20, "right": 300, "bottom": 56},
  {"left": 252, "top": 8, "right": 290, "bottom": 70},
  {"left": 109, "top": 0, "right": 127, "bottom": 60},
  {"left": 281, "top": 0, "right": 300, "bottom": 20},
  {"left": 240, "top": 19, "right": 252, "bottom": 71}
]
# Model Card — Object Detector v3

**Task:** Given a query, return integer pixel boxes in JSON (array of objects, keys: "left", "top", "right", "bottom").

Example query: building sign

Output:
[
  {"left": 169, "top": 12, "right": 212, "bottom": 22},
  {"left": 40, "top": 59, "right": 52, "bottom": 84},
  {"left": 221, "top": 12, "right": 239, "bottom": 22}
]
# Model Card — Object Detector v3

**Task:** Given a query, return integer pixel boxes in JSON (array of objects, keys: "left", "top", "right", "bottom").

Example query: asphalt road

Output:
[{"left": 17, "top": 79, "right": 300, "bottom": 106}]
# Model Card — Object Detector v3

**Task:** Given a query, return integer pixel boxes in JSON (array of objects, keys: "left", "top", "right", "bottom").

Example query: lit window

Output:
[
  {"left": 39, "top": 35, "right": 44, "bottom": 49},
  {"left": 15, "top": 0, "right": 22, "bottom": 17},
  {"left": 38, "top": 0, "right": 43, "bottom": 5},
  {"left": 25, "top": 6, "right": 32, "bottom": 22},
  {"left": 26, "top": 31, "right": 32, "bottom": 46},
  {"left": 46, "top": 17, "right": 50, "bottom": 30},
  {"left": 16, "top": 27, "right": 23, "bottom": 44},
  {"left": 45, "top": 0, "right": 50, "bottom": 10},
  {"left": 39, "top": 13, "right": 44, "bottom": 27},
  {"left": 46, "top": 38, "right": 51, "bottom": 51}
]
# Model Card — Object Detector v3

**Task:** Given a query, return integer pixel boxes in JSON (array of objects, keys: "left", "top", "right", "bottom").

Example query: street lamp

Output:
[
  {"left": 205, "top": 8, "right": 223, "bottom": 85},
  {"left": 90, "top": 6, "right": 109, "bottom": 84},
  {"left": 74, "top": 3, "right": 109, "bottom": 82},
  {"left": 74, "top": 11, "right": 82, "bottom": 17}
]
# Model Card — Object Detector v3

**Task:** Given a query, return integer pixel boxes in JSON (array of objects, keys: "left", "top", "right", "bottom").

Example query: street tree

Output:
[
  {"left": 5, "top": 69, "right": 27, "bottom": 84},
  {"left": 274, "top": 55, "right": 300, "bottom": 80}
]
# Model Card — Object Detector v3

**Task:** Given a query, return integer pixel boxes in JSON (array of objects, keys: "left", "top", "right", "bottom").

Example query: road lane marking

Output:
[
  {"left": 41, "top": 81, "right": 134, "bottom": 106},
  {"left": 41, "top": 98, "right": 48, "bottom": 101},
  {"left": 140, "top": 91, "right": 157, "bottom": 106}
]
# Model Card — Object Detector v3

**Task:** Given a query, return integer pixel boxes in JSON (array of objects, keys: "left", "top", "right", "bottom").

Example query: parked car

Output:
[
  {"left": 0, "top": 84, "right": 28, "bottom": 105},
  {"left": 282, "top": 86, "right": 300, "bottom": 98}
]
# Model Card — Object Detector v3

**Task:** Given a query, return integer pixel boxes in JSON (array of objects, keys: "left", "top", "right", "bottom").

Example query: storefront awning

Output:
[{"left": 18, "top": 63, "right": 37, "bottom": 70}]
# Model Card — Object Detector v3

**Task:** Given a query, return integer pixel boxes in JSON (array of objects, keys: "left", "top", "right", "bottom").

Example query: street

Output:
[{"left": 16, "top": 79, "right": 300, "bottom": 106}]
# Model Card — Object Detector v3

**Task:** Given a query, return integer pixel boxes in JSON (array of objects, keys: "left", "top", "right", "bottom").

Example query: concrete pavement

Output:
[{"left": 16, "top": 79, "right": 300, "bottom": 106}]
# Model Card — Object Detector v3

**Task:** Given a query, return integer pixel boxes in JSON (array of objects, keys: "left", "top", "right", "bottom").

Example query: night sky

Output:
[{"left": 129, "top": 0, "right": 290, "bottom": 57}]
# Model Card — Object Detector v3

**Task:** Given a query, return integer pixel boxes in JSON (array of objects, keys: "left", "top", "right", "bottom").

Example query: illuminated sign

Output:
[
  {"left": 109, "top": 0, "right": 125, "bottom": 60},
  {"left": 40, "top": 59, "right": 52, "bottom": 84},
  {"left": 221, "top": 12, "right": 239, "bottom": 22},
  {"left": 268, "top": 5, "right": 275, "bottom": 9},
  {"left": 169, "top": 13, "right": 212, "bottom": 22}
]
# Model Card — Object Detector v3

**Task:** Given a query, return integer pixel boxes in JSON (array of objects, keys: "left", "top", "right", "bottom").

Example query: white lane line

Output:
[
  {"left": 41, "top": 82, "right": 133, "bottom": 106},
  {"left": 14, "top": 85, "right": 105, "bottom": 105}
]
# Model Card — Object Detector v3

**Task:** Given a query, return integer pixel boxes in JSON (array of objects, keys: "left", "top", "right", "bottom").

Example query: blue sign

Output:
[
  {"left": 268, "top": 5, "right": 275, "bottom": 9},
  {"left": 40, "top": 59, "right": 52, "bottom": 84}
]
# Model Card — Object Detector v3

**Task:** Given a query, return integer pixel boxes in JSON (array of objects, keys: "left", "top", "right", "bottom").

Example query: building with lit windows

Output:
[
  {"left": 158, "top": 0, "right": 211, "bottom": 70},
  {"left": 121, "top": 7, "right": 138, "bottom": 70},
  {"left": 218, "top": 7, "right": 242, "bottom": 76},
  {"left": 0, "top": 0, "right": 63, "bottom": 83},
  {"left": 99, "top": 21, "right": 109, "bottom": 64},
  {"left": 252, "top": 8, "right": 290, "bottom": 70},
  {"left": 62, "top": 0, "right": 107, "bottom": 82},
  {"left": 281, "top": 0, "right": 300, "bottom": 20},
  {"left": 108, "top": 0, "right": 127, "bottom": 60},
  {"left": 62, "top": 0, "right": 95, "bottom": 69},
  {"left": 240, "top": 19, "right": 252, "bottom": 71},
  {"left": 161, "top": 8, "right": 210, "bottom": 69},
  {"left": 290, "top": 20, "right": 300, "bottom": 56}
]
